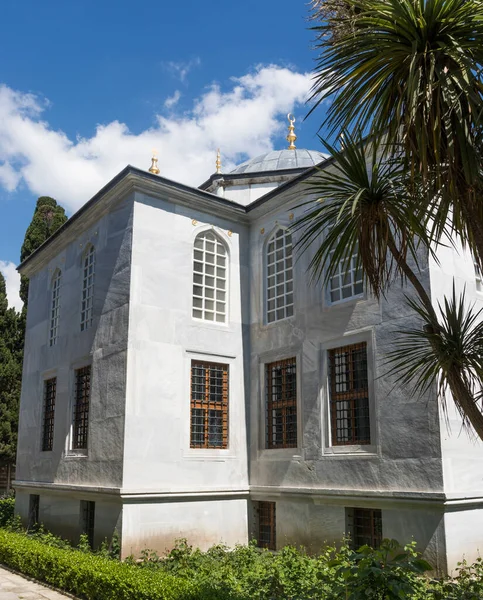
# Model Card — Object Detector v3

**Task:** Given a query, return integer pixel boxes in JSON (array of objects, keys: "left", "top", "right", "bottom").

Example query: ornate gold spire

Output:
[
  {"left": 286, "top": 114, "right": 297, "bottom": 150},
  {"left": 148, "top": 150, "right": 160, "bottom": 175},
  {"left": 216, "top": 148, "right": 222, "bottom": 174}
]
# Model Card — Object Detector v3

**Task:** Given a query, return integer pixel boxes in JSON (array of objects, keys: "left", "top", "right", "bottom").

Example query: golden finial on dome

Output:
[
  {"left": 216, "top": 148, "right": 222, "bottom": 174},
  {"left": 286, "top": 114, "right": 297, "bottom": 150},
  {"left": 148, "top": 149, "right": 160, "bottom": 175}
]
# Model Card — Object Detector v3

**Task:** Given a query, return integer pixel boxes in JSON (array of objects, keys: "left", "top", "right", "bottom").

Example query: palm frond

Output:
[
  {"left": 386, "top": 284, "right": 483, "bottom": 436},
  {"left": 291, "top": 130, "right": 426, "bottom": 299}
]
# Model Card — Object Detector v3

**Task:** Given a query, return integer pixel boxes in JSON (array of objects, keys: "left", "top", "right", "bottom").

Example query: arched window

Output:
[
  {"left": 80, "top": 245, "right": 95, "bottom": 331},
  {"left": 49, "top": 269, "right": 62, "bottom": 346},
  {"left": 192, "top": 231, "right": 227, "bottom": 323},
  {"left": 266, "top": 228, "right": 293, "bottom": 323}
]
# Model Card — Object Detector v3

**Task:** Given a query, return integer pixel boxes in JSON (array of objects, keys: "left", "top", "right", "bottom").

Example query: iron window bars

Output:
[
  {"left": 42, "top": 377, "right": 56, "bottom": 451},
  {"left": 73, "top": 366, "right": 91, "bottom": 450},
  {"left": 266, "top": 357, "right": 297, "bottom": 449},
  {"left": 329, "top": 342, "right": 370, "bottom": 445},
  {"left": 190, "top": 361, "right": 229, "bottom": 449}
]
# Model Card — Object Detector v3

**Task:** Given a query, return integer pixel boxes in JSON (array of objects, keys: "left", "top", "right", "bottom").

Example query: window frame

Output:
[
  {"left": 190, "top": 360, "right": 229, "bottom": 449},
  {"left": 256, "top": 501, "right": 276, "bottom": 550},
  {"left": 264, "top": 227, "right": 294, "bottom": 325},
  {"left": 49, "top": 269, "right": 62, "bottom": 346},
  {"left": 265, "top": 357, "right": 298, "bottom": 449},
  {"left": 322, "top": 332, "right": 377, "bottom": 455},
  {"left": 347, "top": 507, "right": 383, "bottom": 549},
  {"left": 80, "top": 500, "right": 95, "bottom": 548},
  {"left": 474, "top": 259, "right": 483, "bottom": 294},
  {"left": 41, "top": 377, "right": 56, "bottom": 452},
  {"left": 192, "top": 230, "right": 229, "bottom": 325},
  {"left": 327, "top": 244, "right": 364, "bottom": 306},
  {"left": 72, "top": 365, "right": 91, "bottom": 451},
  {"left": 80, "top": 245, "right": 95, "bottom": 332}
]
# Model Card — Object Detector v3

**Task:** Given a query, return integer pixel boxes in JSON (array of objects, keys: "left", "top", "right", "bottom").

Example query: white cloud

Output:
[
  {"left": 0, "top": 261, "right": 22, "bottom": 311},
  {"left": 0, "top": 64, "right": 312, "bottom": 214},
  {"left": 164, "top": 90, "right": 182, "bottom": 109},
  {"left": 165, "top": 57, "right": 201, "bottom": 82}
]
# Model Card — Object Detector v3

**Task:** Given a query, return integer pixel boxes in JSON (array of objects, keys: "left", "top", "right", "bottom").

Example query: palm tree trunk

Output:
[{"left": 386, "top": 233, "right": 483, "bottom": 440}]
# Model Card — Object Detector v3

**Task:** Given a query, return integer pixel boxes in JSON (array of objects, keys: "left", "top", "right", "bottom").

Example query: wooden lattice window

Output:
[
  {"left": 81, "top": 500, "right": 95, "bottom": 548},
  {"left": 190, "top": 361, "right": 229, "bottom": 448},
  {"left": 42, "top": 377, "right": 56, "bottom": 451},
  {"left": 348, "top": 508, "right": 382, "bottom": 549},
  {"left": 73, "top": 366, "right": 91, "bottom": 450},
  {"left": 266, "top": 228, "right": 294, "bottom": 323},
  {"left": 266, "top": 358, "right": 297, "bottom": 449},
  {"left": 329, "top": 343, "right": 370, "bottom": 445},
  {"left": 80, "top": 245, "right": 95, "bottom": 331},
  {"left": 49, "top": 270, "right": 61, "bottom": 346},
  {"left": 257, "top": 501, "right": 276, "bottom": 550}
]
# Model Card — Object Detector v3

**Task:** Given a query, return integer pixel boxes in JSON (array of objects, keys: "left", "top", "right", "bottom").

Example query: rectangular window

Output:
[
  {"left": 265, "top": 358, "right": 297, "bottom": 449},
  {"left": 190, "top": 361, "right": 229, "bottom": 448},
  {"left": 42, "top": 377, "right": 56, "bottom": 451},
  {"left": 28, "top": 494, "right": 39, "bottom": 529},
  {"left": 257, "top": 501, "right": 276, "bottom": 550},
  {"left": 329, "top": 343, "right": 370, "bottom": 445},
  {"left": 73, "top": 366, "right": 91, "bottom": 450},
  {"left": 80, "top": 246, "right": 95, "bottom": 331},
  {"left": 347, "top": 508, "right": 382, "bottom": 549},
  {"left": 329, "top": 247, "right": 363, "bottom": 303},
  {"left": 80, "top": 500, "right": 95, "bottom": 548},
  {"left": 49, "top": 271, "right": 61, "bottom": 346}
]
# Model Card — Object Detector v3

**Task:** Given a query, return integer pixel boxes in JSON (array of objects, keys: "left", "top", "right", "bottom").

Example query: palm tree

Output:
[
  {"left": 309, "top": 0, "right": 483, "bottom": 268},
  {"left": 292, "top": 131, "right": 483, "bottom": 439}
]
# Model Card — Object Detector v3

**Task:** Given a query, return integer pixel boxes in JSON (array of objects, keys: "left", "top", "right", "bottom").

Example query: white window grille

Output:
[
  {"left": 80, "top": 246, "right": 95, "bottom": 331},
  {"left": 192, "top": 232, "right": 227, "bottom": 323},
  {"left": 329, "top": 246, "right": 363, "bottom": 303},
  {"left": 475, "top": 260, "right": 483, "bottom": 293},
  {"left": 49, "top": 270, "right": 61, "bottom": 346},
  {"left": 266, "top": 228, "right": 294, "bottom": 323}
]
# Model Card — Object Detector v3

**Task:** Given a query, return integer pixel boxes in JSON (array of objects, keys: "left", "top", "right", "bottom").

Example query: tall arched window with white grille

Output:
[
  {"left": 49, "top": 269, "right": 62, "bottom": 346},
  {"left": 192, "top": 231, "right": 227, "bottom": 323},
  {"left": 266, "top": 228, "right": 293, "bottom": 323},
  {"left": 80, "top": 245, "right": 95, "bottom": 331}
]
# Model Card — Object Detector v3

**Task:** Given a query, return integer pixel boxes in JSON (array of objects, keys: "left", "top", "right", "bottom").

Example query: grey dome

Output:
[{"left": 230, "top": 149, "right": 326, "bottom": 174}]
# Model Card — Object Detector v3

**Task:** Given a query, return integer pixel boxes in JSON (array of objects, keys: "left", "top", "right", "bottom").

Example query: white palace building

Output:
[{"left": 14, "top": 118, "right": 483, "bottom": 573}]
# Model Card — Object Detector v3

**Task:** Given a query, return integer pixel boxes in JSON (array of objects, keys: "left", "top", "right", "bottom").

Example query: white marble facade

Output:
[{"left": 14, "top": 149, "right": 483, "bottom": 572}]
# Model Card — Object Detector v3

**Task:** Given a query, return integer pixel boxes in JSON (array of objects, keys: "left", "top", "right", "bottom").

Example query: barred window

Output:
[
  {"left": 73, "top": 366, "right": 91, "bottom": 450},
  {"left": 49, "top": 270, "right": 61, "bottom": 346},
  {"left": 475, "top": 260, "right": 482, "bottom": 293},
  {"left": 190, "top": 361, "right": 229, "bottom": 448},
  {"left": 266, "top": 228, "right": 294, "bottom": 323},
  {"left": 329, "top": 246, "right": 363, "bottom": 303},
  {"left": 329, "top": 343, "right": 370, "bottom": 445},
  {"left": 80, "top": 500, "right": 95, "bottom": 548},
  {"left": 266, "top": 358, "right": 297, "bottom": 449},
  {"left": 80, "top": 245, "right": 95, "bottom": 331},
  {"left": 257, "top": 501, "right": 276, "bottom": 550},
  {"left": 347, "top": 508, "right": 382, "bottom": 549},
  {"left": 28, "top": 494, "right": 39, "bottom": 530},
  {"left": 192, "top": 232, "right": 227, "bottom": 323},
  {"left": 42, "top": 377, "right": 56, "bottom": 451}
]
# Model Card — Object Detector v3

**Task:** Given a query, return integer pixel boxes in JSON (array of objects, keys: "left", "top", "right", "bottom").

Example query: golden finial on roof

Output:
[
  {"left": 286, "top": 114, "right": 297, "bottom": 150},
  {"left": 216, "top": 148, "right": 222, "bottom": 174},
  {"left": 148, "top": 149, "right": 160, "bottom": 175}
]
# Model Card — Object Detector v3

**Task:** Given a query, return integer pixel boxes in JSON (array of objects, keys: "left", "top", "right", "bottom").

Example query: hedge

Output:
[{"left": 0, "top": 530, "right": 219, "bottom": 600}]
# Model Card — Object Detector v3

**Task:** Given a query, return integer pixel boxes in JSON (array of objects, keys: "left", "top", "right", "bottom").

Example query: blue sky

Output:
[{"left": 0, "top": 0, "right": 329, "bottom": 309}]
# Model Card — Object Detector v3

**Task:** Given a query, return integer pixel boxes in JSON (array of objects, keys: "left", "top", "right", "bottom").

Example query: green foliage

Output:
[
  {"left": 20, "top": 195, "right": 67, "bottom": 306},
  {"left": 0, "top": 496, "right": 14, "bottom": 527},
  {"left": 0, "top": 273, "right": 23, "bottom": 465},
  {"left": 0, "top": 529, "right": 199, "bottom": 600}
]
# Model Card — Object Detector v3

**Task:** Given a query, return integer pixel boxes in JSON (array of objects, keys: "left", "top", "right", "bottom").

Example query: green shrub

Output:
[
  {"left": 0, "top": 496, "right": 15, "bottom": 527},
  {"left": 0, "top": 529, "right": 207, "bottom": 600}
]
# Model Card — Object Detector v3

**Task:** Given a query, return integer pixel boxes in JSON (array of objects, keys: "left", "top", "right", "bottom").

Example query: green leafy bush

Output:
[
  {"left": 0, "top": 496, "right": 15, "bottom": 527},
  {"left": 0, "top": 530, "right": 204, "bottom": 600}
]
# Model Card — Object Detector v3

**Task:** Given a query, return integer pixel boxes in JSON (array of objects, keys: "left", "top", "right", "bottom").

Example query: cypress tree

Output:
[
  {"left": 0, "top": 273, "right": 22, "bottom": 465},
  {"left": 20, "top": 196, "right": 68, "bottom": 306}
]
